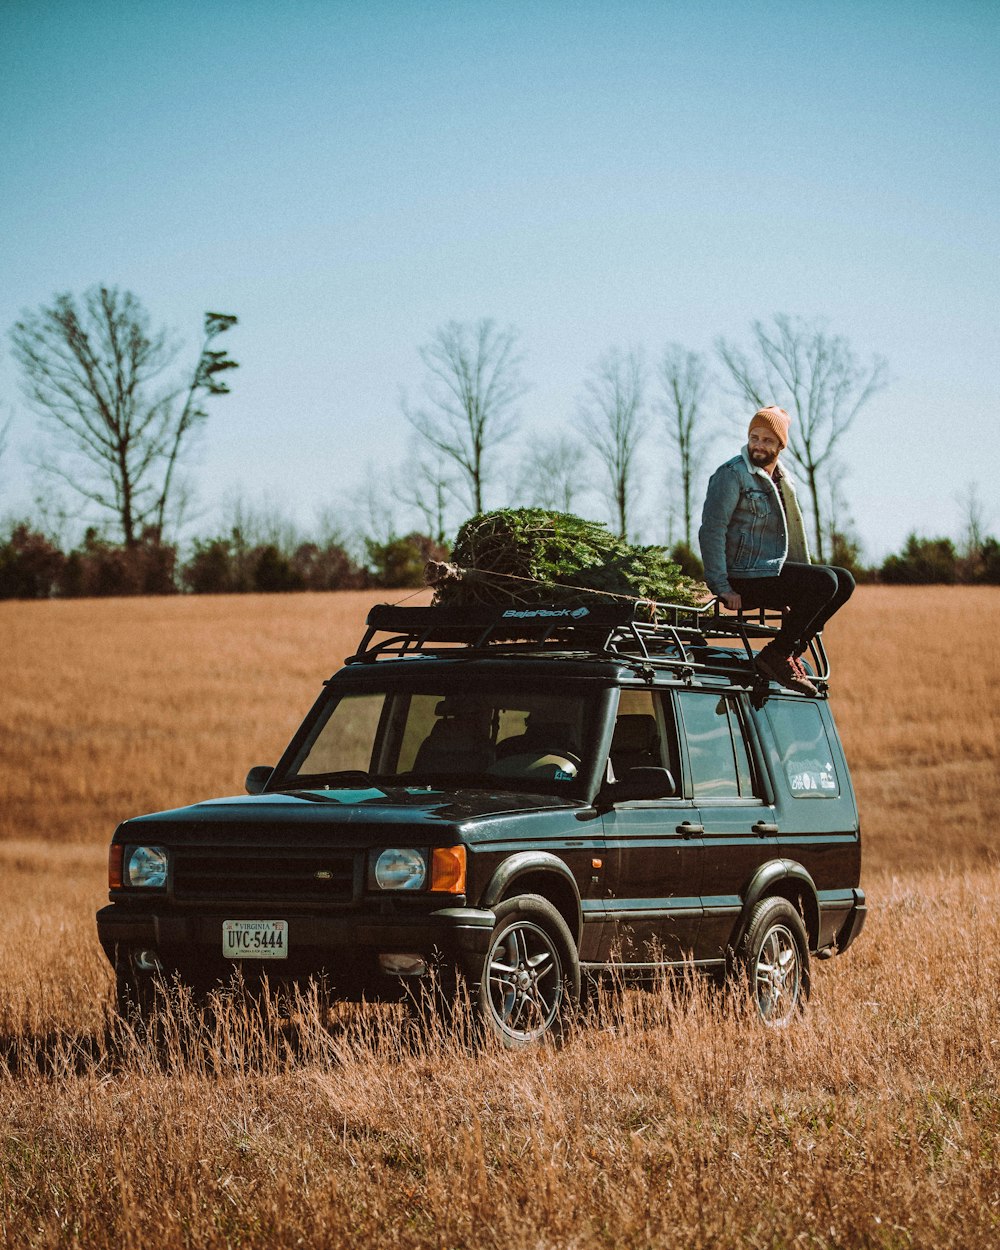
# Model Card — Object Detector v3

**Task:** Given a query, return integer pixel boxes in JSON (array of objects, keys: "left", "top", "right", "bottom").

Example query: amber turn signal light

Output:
[
  {"left": 108, "top": 844, "right": 124, "bottom": 890},
  {"left": 430, "top": 845, "right": 466, "bottom": 894}
]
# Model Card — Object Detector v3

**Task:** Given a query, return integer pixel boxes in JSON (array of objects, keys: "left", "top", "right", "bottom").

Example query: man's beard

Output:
[{"left": 749, "top": 448, "right": 777, "bottom": 467}]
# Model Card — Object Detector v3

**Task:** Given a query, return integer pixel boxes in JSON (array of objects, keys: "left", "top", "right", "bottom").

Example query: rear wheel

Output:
[
  {"left": 738, "top": 897, "right": 810, "bottom": 1024},
  {"left": 479, "top": 894, "right": 580, "bottom": 1048}
]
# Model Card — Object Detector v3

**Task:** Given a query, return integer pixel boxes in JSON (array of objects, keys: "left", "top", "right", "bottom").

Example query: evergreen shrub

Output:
[{"left": 433, "top": 508, "right": 701, "bottom": 609}]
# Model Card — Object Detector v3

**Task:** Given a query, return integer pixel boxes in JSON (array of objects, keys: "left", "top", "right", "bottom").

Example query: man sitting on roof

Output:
[{"left": 698, "top": 406, "right": 854, "bottom": 695}]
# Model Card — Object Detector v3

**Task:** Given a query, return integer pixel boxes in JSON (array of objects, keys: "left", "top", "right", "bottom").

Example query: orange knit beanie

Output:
[{"left": 749, "top": 406, "right": 791, "bottom": 450}]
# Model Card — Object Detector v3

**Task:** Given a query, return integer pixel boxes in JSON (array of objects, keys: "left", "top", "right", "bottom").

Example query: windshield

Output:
[{"left": 279, "top": 686, "right": 602, "bottom": 794}]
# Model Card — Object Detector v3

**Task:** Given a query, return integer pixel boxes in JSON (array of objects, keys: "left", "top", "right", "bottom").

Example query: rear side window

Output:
[
  {"left": 676, "top": 691, "right": 758, "bottom": 800},
  {"left": 766, "top": 700, "right": 840, "bottom": 798}
]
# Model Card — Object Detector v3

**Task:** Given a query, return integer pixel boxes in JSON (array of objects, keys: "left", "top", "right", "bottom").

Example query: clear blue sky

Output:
[{"left": 1, "top": 0, "right": 997, "bottom": 559}]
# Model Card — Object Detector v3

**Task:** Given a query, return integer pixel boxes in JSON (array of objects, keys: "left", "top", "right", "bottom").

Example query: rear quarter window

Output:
[{"left": 765, "top": 700, "right": 840, "bottom": 798}]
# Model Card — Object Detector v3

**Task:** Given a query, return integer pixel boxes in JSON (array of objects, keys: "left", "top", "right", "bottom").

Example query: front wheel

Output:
[
  {"left": 479, "top": 895, "right": 580, "bottom": 1048},
  {"left": 737, "top": 897, "right": 810, "bottom": 1025}
]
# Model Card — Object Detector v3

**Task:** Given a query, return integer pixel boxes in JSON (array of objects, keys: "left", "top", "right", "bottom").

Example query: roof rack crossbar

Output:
[{"left": 621, "top": 620, "right": 651, "bottom": 661}]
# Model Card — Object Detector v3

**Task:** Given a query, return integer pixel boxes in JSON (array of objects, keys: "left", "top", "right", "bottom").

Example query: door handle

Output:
[
  {"left": 753, "top": 821, "right": 779, "bottom": 836},
  {"left": 676, "top": 821, "right": 704, "bottom": 837}
]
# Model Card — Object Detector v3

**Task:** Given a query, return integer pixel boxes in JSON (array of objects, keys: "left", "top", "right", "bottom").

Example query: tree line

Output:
[
  {"left": 0, "top": 518, "right": 452, "bottom": 599},
  {"left": 1, "top": 285, "right": 996, "bottom": 599},
  {"left": 1, "top": 510, "right": 996, "bottom": 601}
]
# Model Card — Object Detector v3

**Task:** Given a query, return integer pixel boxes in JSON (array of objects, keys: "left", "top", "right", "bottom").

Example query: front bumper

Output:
[{"left": 97, "top": 903, "right": 496, "bottom": 997}]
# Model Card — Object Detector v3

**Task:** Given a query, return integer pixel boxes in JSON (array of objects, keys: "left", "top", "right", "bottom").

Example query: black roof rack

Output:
[{"left": 346, "top": 600, "right": 830, "bottom": 689}]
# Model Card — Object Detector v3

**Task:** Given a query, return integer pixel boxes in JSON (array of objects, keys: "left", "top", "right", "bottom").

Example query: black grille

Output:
[{"left": 172, "top": 850, "right": 357, "bottom": 903}]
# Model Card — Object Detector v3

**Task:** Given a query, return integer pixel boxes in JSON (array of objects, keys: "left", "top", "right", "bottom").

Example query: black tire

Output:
[
  {"left": 737, "top": 896, "right": 810, "bottom": 1025},
  {"left": 478, "top": 894, "right": 580, "bottom": 1048}
]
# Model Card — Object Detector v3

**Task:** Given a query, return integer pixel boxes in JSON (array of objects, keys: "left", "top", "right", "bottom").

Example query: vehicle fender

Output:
[
  {"left": 480, "top": 851, "right": 583, "bottom": 945},
  {"left": 732, "top": 860, "right": 820, "bottom": 953}
]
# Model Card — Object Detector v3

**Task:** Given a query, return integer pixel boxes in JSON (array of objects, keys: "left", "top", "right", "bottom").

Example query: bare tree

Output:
[
  {"left": 360, "top": 461, "right": 399, "bottom": 548},
  {"left": 716, "top": 314, "right": 887, "bottom": 561},
  {"left": 516, "top": 433, "right": 587, "bottom": 514},
  {"left": 0, "top": 412, "right": 11, "bottom": 500},
  {"left": 315, "top": 505, "right": 360, "bottom": 561},
  {"left": 657, "top": 344, "right": 712, "bottom": 549},
  {"left": 222, "top": 491, "right": 302, "bottom": 554},
  {"left": 9, "top": 287, "right": 237, "bottom": 546},
  {"left": 153, "top": 311, "right": 238, "bottom": 539},
  {"left": 578, "top": 347, "right": 646, "bottom": 538},
  {"left": 405, "top": 319, "right": 525, "bottom": 515},
  {"left": 394, "top": 438, "right": 457, "bottom": 545},
  {"left": 821, "top": 460, "right": 851, "bottom": 550},
  {"left": 819, "top": 459, "right": 865, "bottom": 569},
  {"left": 957, "top": 481, "right": 988, "bottom": 559}
]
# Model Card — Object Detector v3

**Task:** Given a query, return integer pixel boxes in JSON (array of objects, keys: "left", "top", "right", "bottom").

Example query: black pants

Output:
[{"left": 729, "top": 562, "right": 855, "bottom": 651}]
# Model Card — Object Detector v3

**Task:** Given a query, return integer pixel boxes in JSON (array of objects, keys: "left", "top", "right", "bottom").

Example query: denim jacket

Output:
[{"left": 698, "top": 447, "right": 810, "bottom": 596}]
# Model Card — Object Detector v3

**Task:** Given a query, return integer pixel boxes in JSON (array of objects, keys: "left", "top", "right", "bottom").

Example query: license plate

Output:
[{"left": 222, "top": 920, "right": 288, "bottom": 960}]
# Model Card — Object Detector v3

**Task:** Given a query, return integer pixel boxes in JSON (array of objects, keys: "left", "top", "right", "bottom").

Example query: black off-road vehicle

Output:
[{"left": 97, "top": 602, "right": 866, "bottom": 1042}]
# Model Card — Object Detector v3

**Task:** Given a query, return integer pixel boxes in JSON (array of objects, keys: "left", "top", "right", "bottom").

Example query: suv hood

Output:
[{"left": 118, "top": 787, "right": 589, "bottom": 844}]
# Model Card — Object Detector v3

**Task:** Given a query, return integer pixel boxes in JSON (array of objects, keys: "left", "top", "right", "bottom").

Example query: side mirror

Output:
[
  {"left": 606, "top": 766, "right": 677, "bottom": 802},
  {"left": 245, "top": 765, "right": 273, "bottom": 796}
]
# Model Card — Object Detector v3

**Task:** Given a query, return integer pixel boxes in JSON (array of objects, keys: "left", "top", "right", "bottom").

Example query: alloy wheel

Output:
[
  {"left": 485, "top": 919, "right": 563, "bottom": 1042},
  {"left": 754, "top": 922, "right": 802, "bottom": 1023}
]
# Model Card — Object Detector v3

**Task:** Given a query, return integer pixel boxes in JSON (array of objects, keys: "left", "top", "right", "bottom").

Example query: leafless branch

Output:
[
  {"left": 405, "top": 319, "right": 526, "bottom": 515},
  {"left": 657, "top": 344, "right": 713, "bottom": 548},
  {"left": 956, "top": 481, "right": 989, "bottom": 559},
  {"left": 578, "top": 346, "right": 646, "bottom": 538},
  {"left": 394, "top": 438, "right": 458, "bottom": 545},
  {"left": 515, "top": 433, "right": 588, "bottom": 514}
]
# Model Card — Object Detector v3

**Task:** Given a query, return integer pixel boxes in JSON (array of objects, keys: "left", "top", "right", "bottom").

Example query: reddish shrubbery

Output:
[{"left": 0, "top": 522, "right": 444, "bottom": 598}]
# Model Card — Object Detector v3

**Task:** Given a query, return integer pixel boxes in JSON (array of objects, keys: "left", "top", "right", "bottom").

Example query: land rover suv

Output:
[{"left": 97, "top": 602, "right": 866, "bottom": 1042}]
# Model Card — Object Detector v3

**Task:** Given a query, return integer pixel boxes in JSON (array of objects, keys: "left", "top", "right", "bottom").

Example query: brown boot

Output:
[{"left": 756, "top": 641, "right": 818, "bottom": 696}]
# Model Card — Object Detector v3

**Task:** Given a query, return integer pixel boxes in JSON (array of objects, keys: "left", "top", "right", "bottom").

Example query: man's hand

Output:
[{"left": 719, "top": 591, "right": 742, "bottom": 611}]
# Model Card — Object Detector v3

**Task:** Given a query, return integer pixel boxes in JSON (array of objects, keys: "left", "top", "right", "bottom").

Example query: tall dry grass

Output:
[
  {"left": 1, "top": 587, "right": 998, "bottom": 1248},
  {"left": 0, "top": 589, "right": 430, "bottom": 847},
  {"left": 1, "top": 851, "right": 998, "bottom": 1248},
  {"left": 2, "top": 585, "right": 996, "bottom": 874},
  {"left": 824, "top": 586, "right": 999, "bottom": 875}
]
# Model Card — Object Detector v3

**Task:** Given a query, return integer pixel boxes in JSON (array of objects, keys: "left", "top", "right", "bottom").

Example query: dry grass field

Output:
[{"left": 1, "top": 586, "right": 998, "bottom": 1249}]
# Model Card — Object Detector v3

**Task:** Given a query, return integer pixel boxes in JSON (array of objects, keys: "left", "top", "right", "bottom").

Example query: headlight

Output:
[
  {"left": 125, "top": 845, "right": 168, "bottom": 889},
  {"left": 372, "top": 848, "right": 427, "bottom": 891}
]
